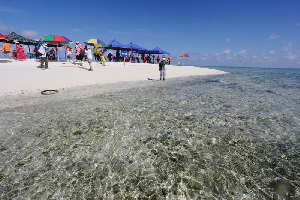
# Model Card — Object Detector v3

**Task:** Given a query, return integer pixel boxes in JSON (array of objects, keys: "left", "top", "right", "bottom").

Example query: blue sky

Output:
[{"left": 1, "top": 0, "right": 300, "bottom": 68}]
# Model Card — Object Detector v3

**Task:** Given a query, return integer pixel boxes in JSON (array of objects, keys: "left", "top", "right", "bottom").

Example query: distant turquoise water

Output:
[{"left": 0, "top": 66, "right": 299, "bottom": 199}]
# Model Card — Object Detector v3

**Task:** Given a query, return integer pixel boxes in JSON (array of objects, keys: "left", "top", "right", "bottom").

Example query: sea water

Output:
[{"left": 0, "top": 66, "right": 299, "bottom": 199}]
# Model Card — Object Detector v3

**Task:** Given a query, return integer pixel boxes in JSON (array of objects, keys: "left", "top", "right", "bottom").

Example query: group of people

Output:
[
  {"left": 1, "top": 41, "right": 27, "bottom": 60},
  {"left": 140, "top": 54, "right": 171, "bottom": 65},
  {"left": 2, "top": 41, "right": 170, "bottom": 79}
]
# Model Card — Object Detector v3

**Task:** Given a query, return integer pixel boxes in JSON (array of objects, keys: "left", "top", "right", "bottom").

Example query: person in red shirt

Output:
[{"left": 156, "top": 55, "right": 160, "bottom": 64}]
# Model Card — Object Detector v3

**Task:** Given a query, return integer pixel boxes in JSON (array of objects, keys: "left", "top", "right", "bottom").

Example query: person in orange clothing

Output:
[
  {"left": 1, "top": 42, "right": 11, "bottom": 58},
  {"left": 96, "top": 48, "right": 101, "bottom": 61},
  {"left": 168, "top": 56, "right": 171, "bottom": 65}
]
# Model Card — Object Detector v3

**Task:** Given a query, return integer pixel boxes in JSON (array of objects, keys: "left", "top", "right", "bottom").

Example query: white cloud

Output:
[
  {"left": 0, "top": 21, "right": 9, "bottom": 32},
  {"left": 268, "top": 33, "right": 280, "bottom": 40},
  {"left": 223, "top": 49, "right": 231, "bottom": 55},
  {"left": 237, "top": 50, "right": 248, "bottom": 58},
  {"left": 201, "top": 53, "right": 209, "bottom": 60},
  {"left": 225, "top": 38, "right": 232, "bottom": 43},
  {"left": 22, "top": 30, "right": 38, "bottom": 38},
  {"left": 268, "top": 50, "right": 275, "bottom": 55},
  {"left": 283, "top": 42, "right": 297, "bottom": 60},
  {"left": 284, "top": 53, "right": 297, "bottom": 60},
  {"left": 214, "top": 49, "right": 231, "bottom": 57},
  {"left": 283, "top": 41, "right": 292, "bottom": 51}
]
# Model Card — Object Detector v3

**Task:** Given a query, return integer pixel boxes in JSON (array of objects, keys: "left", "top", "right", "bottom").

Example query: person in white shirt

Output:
[
  {"left": 38, "top": 44, "right": 48, "bottom": 69},
  {"left": 87, "top": 47, "right": 93, "bottom": 71},
  {"left": 67, "top": 47, "right": 72, "bottom": 62}
]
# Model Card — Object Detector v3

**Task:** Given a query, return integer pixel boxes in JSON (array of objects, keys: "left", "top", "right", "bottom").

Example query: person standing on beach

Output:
[
  {"left": 38, "top": 44, "right": 48, "bottom": 69},
  {"left": 87, "top": 47, "right": 93, "bottom": 71},
  {"left": 84, "top": 45, "right": 88, "bottom": 61},
  {"left": 66, "top": 45, "right": 73, "bottom": 62},
  {"left": 168, "top": 56, "right": 171, "bottom": 65},
  {"left": 75, "top": 42, "right": 83, "bottom": 65},
  {"left": 116, "top": 50, "right": 120, "bottom": 62},
  {"left": 156, "top": 55, "right": 160, "bottom": 64},
  {"left": 16, "top": 44, "right": 27, "bottom": 60},
  {"left": 159, "top": 57, "right": 166, "bottom": 80},
  {"left": 136, "top": 53, "right": 140, "bottom": 63},
  {"left": 1, "top": 42, "right": 11, "bottom": 58},
  {"left": 107, "top": 52, "right": 113, "bottom": 62},
  {"left": 93, "top": 46, "right": 98, "bottom": 61},
  {"left": 141, "top": 53, "right": 145, "bottom": 62}
]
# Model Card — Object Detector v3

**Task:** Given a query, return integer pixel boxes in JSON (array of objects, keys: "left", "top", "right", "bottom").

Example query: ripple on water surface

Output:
[{"left": 0, "top": 67, "right": 299, "bottom": 199}]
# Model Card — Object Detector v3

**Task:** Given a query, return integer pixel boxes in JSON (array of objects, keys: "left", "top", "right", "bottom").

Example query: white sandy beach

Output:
[{"left": 0, "top": 59, "right": 227, "bottom": 96}]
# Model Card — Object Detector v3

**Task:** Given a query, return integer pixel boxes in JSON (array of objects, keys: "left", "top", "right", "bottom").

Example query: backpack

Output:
[
  {"left": 159, "top": 61, "right": 164, "bottom": 70},
  {"left": 80, "top": 48, "right": 85, "bottom": 56},
  {"left": 37, "top": 47, "right": 43, "bottom": 56}
]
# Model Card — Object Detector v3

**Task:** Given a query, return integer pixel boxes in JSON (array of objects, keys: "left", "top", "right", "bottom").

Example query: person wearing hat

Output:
[
  {"left": 38, "top": 44, "right": 49, "bottom": 69},
  {"left": 158, "top": 57, "right": 167, "bottom": 80}
]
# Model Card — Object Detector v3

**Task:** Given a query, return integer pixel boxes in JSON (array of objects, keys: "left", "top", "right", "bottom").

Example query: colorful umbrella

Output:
[
  {"left": 41, "top": 35, "right": 72, "bottom": 44},
  {"left": 84, "top": 39, "right": 107, "bottom": 47},
  {"left": 0, "top": 33, "right": 9, "bottom": 40},
  {"left": 179, "top": 53, "right": 190, "bottom": 57}
]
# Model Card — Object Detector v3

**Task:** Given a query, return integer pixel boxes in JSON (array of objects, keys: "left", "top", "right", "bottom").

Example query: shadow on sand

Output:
[
  {"left": 78, "top": 66, "right": 90, "bottom": 71},
  {"left": 0, "top": 59, "right": 13, "bottom": 63}
]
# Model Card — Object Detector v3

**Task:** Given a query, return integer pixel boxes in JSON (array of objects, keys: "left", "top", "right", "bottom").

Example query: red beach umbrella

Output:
[
  {"left": 0, "top": 33, "right": 9, "bottom": 40},
  {"left": 41, "top": 35, "right": 72, "bottom": 44}
]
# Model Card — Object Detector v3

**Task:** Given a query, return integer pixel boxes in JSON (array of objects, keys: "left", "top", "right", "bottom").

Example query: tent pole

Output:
[
  {"left": 65, "top": 44, "right": 66, "bottom": 61},
  {"left": 131, "top": 48, "right": 132, "bottom": 63}
]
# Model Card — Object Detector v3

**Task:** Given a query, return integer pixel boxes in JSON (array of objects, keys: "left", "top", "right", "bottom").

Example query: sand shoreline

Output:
[{"left": 0, "top": 59, "right": 228, "bottom": 97}]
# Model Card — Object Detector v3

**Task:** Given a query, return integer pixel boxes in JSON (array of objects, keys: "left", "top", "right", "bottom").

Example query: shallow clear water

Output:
[{"left": 0, "top": 67, "right": 299, "bottom": 199}]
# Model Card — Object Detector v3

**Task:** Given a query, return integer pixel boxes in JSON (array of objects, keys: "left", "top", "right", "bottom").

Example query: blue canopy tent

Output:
[
  {"left": 150, "top": 47, "right": 170, "bottom": 55},
  {"left": 107, "top": 39, "right": 127, "bottom": 61},
  {"left": 107, "top": 39, "right": 126, "bottom": 49},
  {"left": 123, "top": 42, "right": 148, "bottom": 62}
]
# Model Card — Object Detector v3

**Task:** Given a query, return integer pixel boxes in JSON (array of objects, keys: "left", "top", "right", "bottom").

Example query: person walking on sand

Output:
[
  {"left": 87, "top": 47, "right": 93, "bottom": 71},
  {"left": 159, "top": 57, "right": 167, "bottom": 80},
  {"left": 1, "top": 42, "right": 11, "bottom": 58},
  {"left": 99, "top": 50, "right": 106, "bottom": 66},
  {"left": 38, "top": 44, "right": 49, "bottom": 69}
]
